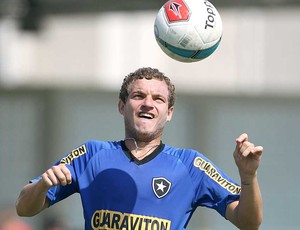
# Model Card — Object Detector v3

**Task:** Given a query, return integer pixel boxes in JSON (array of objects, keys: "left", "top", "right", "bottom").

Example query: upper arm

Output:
[{"left": 225, "top": 200, "right": 239, "bottom": 228}]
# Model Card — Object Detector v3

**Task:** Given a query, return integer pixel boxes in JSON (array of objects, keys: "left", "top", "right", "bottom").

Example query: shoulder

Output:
[
  {"left": 85, "top": 140, "right": 122, "bottom": 151},
  {"left": 162, "top": 144, "right": 203, "bottom": 165},
  {"left": 163, "top": 144, "right": 201, "bottom": 156},
  {"left": 161, "top": 144, "right": 219, "bottom": 175},
  {"left": 60, "top": 140, "right": 122, "bottom": 164},
  {"left": 80, "top": 140, "right": 122, "bottom": 157}
]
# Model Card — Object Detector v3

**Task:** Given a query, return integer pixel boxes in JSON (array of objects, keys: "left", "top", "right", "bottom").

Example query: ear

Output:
[
  {"left": 166, "top": 106, "right": 174, "bottom": 122},
  {"left": 118, "top": 99, "right": 125, "bottom": 115}
]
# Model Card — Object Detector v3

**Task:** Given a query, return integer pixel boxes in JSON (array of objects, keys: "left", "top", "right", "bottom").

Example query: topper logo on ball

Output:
[
  {"left": 204, "top": 0, "right": 216, "bottom": 29},
  {"left": 164, "top": 0, "right": 190, "bottom": 22}
]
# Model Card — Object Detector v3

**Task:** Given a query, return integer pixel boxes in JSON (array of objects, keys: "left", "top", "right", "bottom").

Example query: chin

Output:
[{"left": 138, "top": 130, "right": 163, "bottom": 142}]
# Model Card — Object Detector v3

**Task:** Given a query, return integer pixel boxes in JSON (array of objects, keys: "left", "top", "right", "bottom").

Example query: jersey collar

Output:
[{"left": 121, "top": 141, "right": 164, "bottom": 165}]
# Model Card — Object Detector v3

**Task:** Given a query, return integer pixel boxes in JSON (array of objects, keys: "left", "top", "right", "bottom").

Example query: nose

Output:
[{"left": 143, "top": 96, "right": 154, "bottom": 108}]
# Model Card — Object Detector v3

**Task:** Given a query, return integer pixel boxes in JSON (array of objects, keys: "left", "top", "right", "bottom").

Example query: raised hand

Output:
[{"left": 233, "top": 133, "right": 263, "bottom": 182}]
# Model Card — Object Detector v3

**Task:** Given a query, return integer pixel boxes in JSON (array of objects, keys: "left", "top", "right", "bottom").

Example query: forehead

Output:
[{"left": 129, "top": 78, "right": 169, "bottom": 95}]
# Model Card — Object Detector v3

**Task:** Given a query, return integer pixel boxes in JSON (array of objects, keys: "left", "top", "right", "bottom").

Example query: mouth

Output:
[{"left": 138, "top": 112, "right": 154, "bottom": 119}]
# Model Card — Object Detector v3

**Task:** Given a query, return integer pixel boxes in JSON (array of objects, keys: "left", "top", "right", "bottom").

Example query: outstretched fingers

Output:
[
  {"left": 233, "top": 133, "right": 263, "bottom": 176},
  {"left": 234, "top": 133, "right": 263, "bottom": 159}
]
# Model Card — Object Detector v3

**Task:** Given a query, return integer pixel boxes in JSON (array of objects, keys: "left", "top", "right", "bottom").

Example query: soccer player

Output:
[{"left": 16, "top": 67, "right": 263, "bottom": 230}]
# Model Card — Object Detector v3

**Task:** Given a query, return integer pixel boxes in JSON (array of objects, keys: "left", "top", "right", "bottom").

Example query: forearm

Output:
[
  {"left": 235, "top": 174, "right": 263, "bottom": 229},
  {"left": 16, "top": 180, "right": 50, "bottom": 217}
]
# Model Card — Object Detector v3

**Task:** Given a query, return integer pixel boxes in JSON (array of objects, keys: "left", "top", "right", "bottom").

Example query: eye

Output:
[
  {"left": 154, "top": 96, "right": 166, "bottom": 103},
  {"left": 131, "top": 93, "right": 144, "bottom": 100}
]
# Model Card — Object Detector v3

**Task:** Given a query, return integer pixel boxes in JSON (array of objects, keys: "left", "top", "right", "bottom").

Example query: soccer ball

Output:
[{"left": 154, "top": 0, "right": 223, "bottom": 63}]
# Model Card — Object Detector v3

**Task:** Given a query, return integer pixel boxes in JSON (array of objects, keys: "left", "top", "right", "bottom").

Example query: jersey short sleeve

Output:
[
  {"left": 186, "top": 150, "right": 240, "bottom": 217},
  {"left": 30, "top": 140, "right": 115, "bottom": 206}
]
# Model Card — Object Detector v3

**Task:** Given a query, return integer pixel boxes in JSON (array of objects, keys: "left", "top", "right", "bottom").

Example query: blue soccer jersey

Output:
[{"left": 31, "top": 140, "right": 240, "bottom": 230}]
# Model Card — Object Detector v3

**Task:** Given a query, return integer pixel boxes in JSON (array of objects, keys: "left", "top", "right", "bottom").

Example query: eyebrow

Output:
[
  {"left": 130, "top": 89, "right": 167, "bottom": 99},
  {"left": 130, "top": 89, "right": 144, "bottom": 95}
]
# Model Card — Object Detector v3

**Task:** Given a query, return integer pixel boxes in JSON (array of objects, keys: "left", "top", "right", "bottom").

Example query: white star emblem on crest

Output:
[{"left": 156, "top": 181, "right": 167, "bottom": 192}]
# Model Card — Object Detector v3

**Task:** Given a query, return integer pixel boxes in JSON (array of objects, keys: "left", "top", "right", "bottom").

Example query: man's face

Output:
[{"left": 118, "top": 78, "right": 174, "bottom": 142}]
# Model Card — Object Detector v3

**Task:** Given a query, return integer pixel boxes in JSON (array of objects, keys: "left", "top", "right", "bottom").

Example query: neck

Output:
[{"left": 124, "top": 138, "right": 161, "bottom": 160}]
